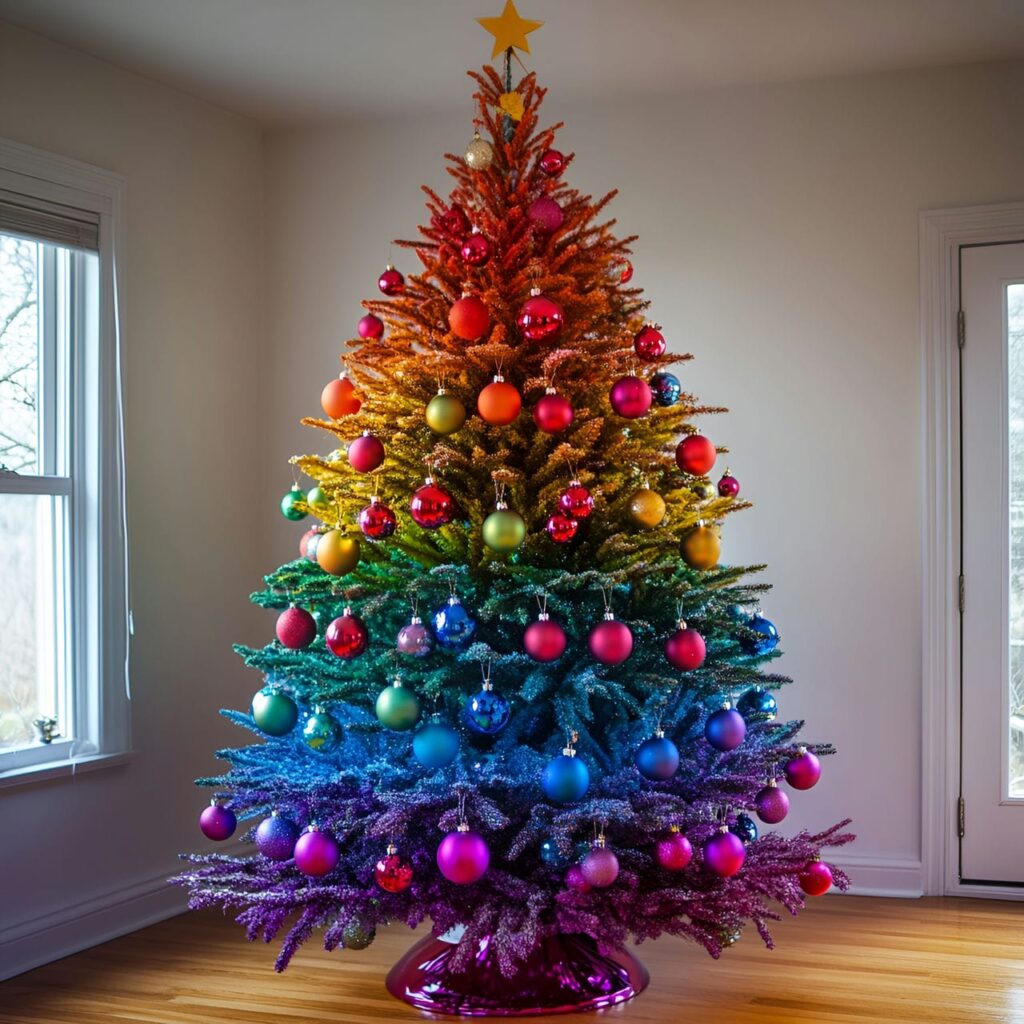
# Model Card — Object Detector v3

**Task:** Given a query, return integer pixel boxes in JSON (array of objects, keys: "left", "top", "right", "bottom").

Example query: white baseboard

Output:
[{"left": 830, "top": 853, "right": 924, "bottom": 898}]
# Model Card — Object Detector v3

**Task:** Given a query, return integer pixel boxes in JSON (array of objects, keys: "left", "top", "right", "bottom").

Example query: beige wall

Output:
[
  {"left": 0, "top": 21, "right": 266, "bottom": 974},
  {"left": 263, "top": 60, "right": 1024, "bottom": 894}
]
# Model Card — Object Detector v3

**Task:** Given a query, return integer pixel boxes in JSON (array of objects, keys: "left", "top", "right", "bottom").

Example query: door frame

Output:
[{"left": 921, "top": 202, "right": 1024, "bottom": 898}]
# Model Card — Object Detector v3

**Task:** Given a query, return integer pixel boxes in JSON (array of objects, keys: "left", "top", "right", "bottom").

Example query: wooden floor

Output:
[{"left": 2, "top": 897, "right": 1023, "bottom": 1023}]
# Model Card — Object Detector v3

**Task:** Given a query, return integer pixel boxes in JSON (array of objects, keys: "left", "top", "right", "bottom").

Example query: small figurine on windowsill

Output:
[{"left": 33, "top": 716, "right": 60, "bottom": 745}]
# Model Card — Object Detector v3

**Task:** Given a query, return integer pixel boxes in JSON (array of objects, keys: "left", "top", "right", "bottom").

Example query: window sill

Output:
[{"left": 0, "top": 750, "right": 134, "bottom": 790}]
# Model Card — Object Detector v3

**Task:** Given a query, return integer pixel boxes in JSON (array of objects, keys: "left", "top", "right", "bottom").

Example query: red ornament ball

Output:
[
  {"left": 448, "top": 294, "right": 491, "bottom": 341},
  {"left": 460, "top": 232, "right": 491, "bottom": 267},
  {"left": 609, "top": 375, "right": 652, "bottom": 418},
  {"left": 477, "top": 378, "right": 521, "bottom": 426},
  {"left": 619, "top": 260, "right": 634, "bottom": 284},
  {"left": 675, "top": 434, "right": 717, "bottom": 475},
  {"left": 374, "top": 846, "right": 414, "bottom": 893},
  {"left": 348, "top": 433, "right": 385, "bottom": 473},
  {"left": 799, "top": 861, "right": 833, "bottom": 896},
  {"left": 528, "top": 195, "right": 564, "bottom": 233},
  {"left": 410, "top": 479, "right": 455, "bottom": 529},
  {"left": 276, "top": 605, "right": 317, "bottom": 650},
  {"left": 358, "top": 498, "right": 397, "bottom": 540},
  {"left": 533, "top": 390, "right": 574, "bottom": 433},
  {"left": 378, "top": 265, "right": 404, "bottom": 295},
  {"left": 559, "top": 482, "right": 594, "bottom": 520},
  {"left": 588, "top": 616, "right": 633, "bottom": 665},
  {"left": 321, "top": 375, "right": 361, "bottom": 418},
  {"left": 299, "top": 527, "right": 319, "bottom": 561},
  {"left": 665, "top": 623, "right": 706, "bottom": 671},
  {"left": 358, "top": 313, "right": 384, "bottom": 340},
  {"left": 325, "top": 609, "right": 369, "bottom": 659},
  {"left": 524, "top": 615, "right": 567, "bottom": 662},
  {"left": 633, "top": 324, "right": 666, "bottom": 361},
  {"left": 517, "top": 292, "right": 564, "bottom": 342},
  {"left": 718, "top": 472, "right": 740, "bottom": 498},
  {"left": 539, "top": 149, "right": 565, "bottom": 177},
  {"left": 545, "top": 512, "right": 578, "bottom": 544}
]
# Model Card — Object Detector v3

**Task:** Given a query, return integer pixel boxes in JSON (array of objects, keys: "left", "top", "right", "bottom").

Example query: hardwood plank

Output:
[{"left": 2, "top": 897, "right": 1023, "bottom": 1023}]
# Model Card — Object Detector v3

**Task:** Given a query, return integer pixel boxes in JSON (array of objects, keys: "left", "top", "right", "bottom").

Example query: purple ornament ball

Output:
[
  {"left": 199, "top": 802, "right": 236, "bottom": 841},
  {"left": 528, "top": 195, "right": 564, "bottom": 233},
  {"left": 754, "top": 781, "right": 790, "bottom": 824},
  {"left": 437, "top": 828, "right": 490, "bottom": 885},
  {"left": 565, "top": 864, "right": 592, "bottom": 892},
  {"left": 580, "top": 845, "right": 620, "bottom": 888},
  {"left": 294, "top": 826, "right": 340, "bottom": 877},
  {"left": 785, "top": 748, "right": 822, "bottom": 790},
  {"left": 255, "top": 813, "right": 299, "bottom": 861},
  {"left": 655, "top": 830, "right": 693, "bottom": 871},
  {"left": 704, "top": 706, "right": 747, "bottom": 752},
  {"left": 704, "top": 829, "right": 746, "bottom": 878},
  {"left": 397, "top": 617, "right": 433, "bottom": 656}
]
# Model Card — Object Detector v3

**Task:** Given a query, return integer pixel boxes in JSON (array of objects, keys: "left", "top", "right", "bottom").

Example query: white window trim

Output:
[{"left": 0, "top": 138, "right": 131, "bottom": 785}]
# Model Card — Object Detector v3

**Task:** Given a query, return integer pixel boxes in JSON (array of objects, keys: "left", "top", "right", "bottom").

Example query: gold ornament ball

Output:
[
  {"left": 681, "top": 524, "right": 721, "bottom": 571},
  {"left": 425, "top": 392, "right": 467, "bottom": 435},
  {"left": 482, "top": 508, "right": 526, "bottom": 552},
  {"left": 628, "top": 488, "right": 666, "bottom": 529},
  {"left": 691, "top": 480, "right": 717, "bottom": 502},
  {"left": 465, "top": 132, "right": 494, "bottom": 171},
  {"left": 316, "top": 529, "right": 361, "bottom": 576}
]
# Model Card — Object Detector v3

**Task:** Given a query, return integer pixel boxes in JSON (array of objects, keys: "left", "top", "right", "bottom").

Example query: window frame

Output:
[{"left": 0, "top": 138, "right": 130, "bottom": 786}]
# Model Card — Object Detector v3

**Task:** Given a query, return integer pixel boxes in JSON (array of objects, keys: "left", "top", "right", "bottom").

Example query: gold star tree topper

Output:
[{"left": 477, "top": 0, "right": 543, "bottom": 60}]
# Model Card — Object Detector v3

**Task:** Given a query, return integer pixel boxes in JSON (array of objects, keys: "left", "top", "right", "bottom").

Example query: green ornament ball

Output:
[
  {"left": 303, "top": 706, "right": 341, "bottom": 752},
  {"left": 482, "top": 507, "right": 526, "bottom": 552},
  {"left": 251, "top": 687, "right": 299, "bottom": 736},
  {"left": 280, "top": 485, "right": 307, "bottom": 521},
  {"left": 342, "top": 917, "right": 376, "bottom": 950},
  {"left": 375, "top": 681, "right": 421, "bottom": 731},
  {"left": 425, "top": 391, "right": 467, "bottom": 435},
  {"left": 307, "top": 485, "right": 330, "bottom": 513}
]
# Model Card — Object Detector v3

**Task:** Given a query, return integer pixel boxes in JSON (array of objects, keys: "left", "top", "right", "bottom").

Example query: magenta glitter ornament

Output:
[
  {"left": 517, "top": 291, "right": 564, "bottom": 342},
  {"left": 545, "top": 512, "right": 578, "bottom": 544},
  {"left": 754, "top": 780, "right": 790, "bottom": 824},
  {"left": 378, "top": 265, "right": 404, "bottom": 295},
  {"left": 528, "top": 195, "right": 564, "bottom": 233},
  {"left": 718, "top": 471, "right": 740, "bottom": 498},
  {"left": 275, "top": 605, "right": 316, "bottom": 650},
  {"left": 397, "top": 615, "right": 433, "bottom": 657},
  {"left": 358, "top": 497, "right": 397, "bottom": 540},
  {"left": 785, "top": 748, "right": 821, "bottom": 790},
  {"left": 558, "top": 482, "right": 593, "bottom": 520},
  {"left": 325, "top": 608, "right": 369, "bottom": 659},
  {"left": 524, "top": 615, "right": 567, "bottom": 663},
  {"left": 655, "top": 830, "right": 693, "bottom": 871},
  {"left": 799, "top": 860, "right": 834, "bottom": 896},
  {"left": 348, "top": 432, "right": 385, "bottom": 474},
  {"left": 565, "top": 864, "right": 592, "bottom": 893},
  {"left": 609, "top": 374, "right": 652, "bottom": 418},
  {"left": 410, "top": 478, "right": 455, "bottom": 529},
  {"left": 437, "top": 827, "right": 489, "bottom": 885},
  {"left": 539, "top": 148, "right": 565, "bottom": 177},
  {"left": 460, "top": 232, "right": 491, "bottom": 267},
  {"left": 665, "top": 621, "right": 706, "bottom": 671},
  {"left": 385, "top": 930, "right": 648, "bottom": 1016},
  {"left": 199, "top": 801, "right": 236, "bottom": 841},
  {"left": 704, "top": 828, "right": 746, "bottom": 877},
  {"left": 294, "top": 826, "right": 340, "bottom": 877},
  {"left": 633, "top": 324, "right": 666, "bottom": 361},
  {"left": 580, "top": 842, "right": 619, "bottom": 888},
  {"left": 588, "top": 615, "right": 633, "bottom": 666},
  {"left": 358, "top": 313, "right": 384, "bottom": 339},
  {"left": 532, "top": 389, "right": 574, "bottom": 433}
]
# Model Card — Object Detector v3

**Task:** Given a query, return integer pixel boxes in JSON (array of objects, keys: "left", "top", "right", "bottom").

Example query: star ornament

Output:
[{"left": 477, "top": 0, "right": 543, "bottom": 60}]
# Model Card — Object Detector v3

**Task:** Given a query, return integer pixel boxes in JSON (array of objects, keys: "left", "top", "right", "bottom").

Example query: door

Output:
[{"left": 961, "top": 241, "right": 1024, "bottom": 884}]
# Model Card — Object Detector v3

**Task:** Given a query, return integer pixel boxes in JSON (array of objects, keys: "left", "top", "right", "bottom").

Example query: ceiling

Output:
[{"left": 1, "top": 0, "right": 1023, "bottom": 125}]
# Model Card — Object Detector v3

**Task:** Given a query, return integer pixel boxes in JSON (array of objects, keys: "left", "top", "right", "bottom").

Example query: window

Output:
[{"left": 0, "top": 139, "right": 129, "bottom": 782}]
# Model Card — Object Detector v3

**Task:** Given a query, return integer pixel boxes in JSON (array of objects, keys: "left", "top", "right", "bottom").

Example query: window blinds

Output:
[{"left": 0, "top": 187, "right": 100, "bottom": 251}]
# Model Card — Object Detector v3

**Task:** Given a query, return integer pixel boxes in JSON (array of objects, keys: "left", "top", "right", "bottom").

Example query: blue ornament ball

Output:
[
  {"left": 742, "top": 614, "right": 780, "bottom": 656},
  {"left": 737, "top": 687, "right": 778, "bottom": 722},
  {"left": 539, "top": 838, "right": 568, "bottom": 867},
  {"left": 434, "top": 597, "right": 477, "bottom": 650},
  {"left": 412, "top": 720, "right": 460, "bottom": 769},
  {"left": 255, "top": 813, "right": 299, "bottom": 861},
  {"left": 541, "top": 753, "right": 590, "bottom": 803},
  {"left": 704, "top": 706, "right": 747, "bottom": 752},
  {"left": 463, "top": 687, "right": 510, "bottom": 735},
  {"left": 730, "top": 812, "right": 759, "bottom": 845},
  {"left": 650, "top": 371, "right": 681, "bottom": 407},
  {"left": 635, "top": 734, "right": 680, "bottom": 781},
  {"left": 726, "top": 603, "right": 748, "bottom": 622},
  {"left": 303, "top": 706, "right": 341, "bottom": 752},
  {"left": 573, "top": 840, "right": 592, "bottom": 862}
]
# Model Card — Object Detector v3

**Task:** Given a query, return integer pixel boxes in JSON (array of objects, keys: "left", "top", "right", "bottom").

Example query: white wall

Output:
[
  {"left": 0, "top": 22, "right": 267, "bottom": 976},
  {"left": 264, "top": 60, "right": 1024, "bottom": 897}
]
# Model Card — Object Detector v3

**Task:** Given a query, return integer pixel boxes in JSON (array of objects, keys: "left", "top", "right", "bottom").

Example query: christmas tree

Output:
[{"left": 178, "top": 7, "right": 851, "bottom": 1013}]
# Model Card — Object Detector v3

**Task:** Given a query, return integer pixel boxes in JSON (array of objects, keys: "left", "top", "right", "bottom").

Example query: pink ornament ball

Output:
[
  {"left": 528, "top": 195, "right": 564, "bottom": 233},
  {"left": 199, "top": 802, "right": 236, "bottom": 841},
  {"left": 294, "top": 827, "right": 340, "bottom": 877},
  {"left": 378, "top": 266, "right": 404, "bottom": 296},
  {"left": 539, "top": 149, "right": 565, "bottom": 177},
  {"left": 704, "top": 829, "right": 746, "bottom": 878},
  {"left": 524, "top": 616, "right": 567, "bottom": 662},
  {"left": 348, "top": 433, "right": 385, "bottom": 473},
  {"left": 718, "top": 472, "right": 740, "bottom": 498},
  {"left": 633, "top": 324, "right": 666, "bottom": 361},
  {"left": 609, "top": 375, "right": 652, "bottom": 419},
  {"left": 437, "top": 829, "right": 490, "bottom": 885},
  {"left": 358, "top": 313, "right": 384, "bottom": 339},
  {"left": 460, "top": 232, "right": 491, "bottom": 267},
  {"left": 665, "top": 625, "right": 706, "bottom": 671},
  {"left": 275, "top": 605, "right": 317, "bottom": 650},
  {"left": 799, "top": 861, "right": 834, "bottom": 896},
  {"left": 754, "top": 782, "right": 790, "bottom": 824},
  {"left": 588, "top": 617, "right": 633, "bottom": 666},
  {"left": 565, "top": 864, "right": 592, "bottom": 893},
  {"left": 655, "top": 831, "right": 693, "bottom": 871},
  {"left": 580, "top": 846, "right": 619, "bottom": 888},
  {"left": 785, "top": 748, "right": 822, "bottom": 790}
]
